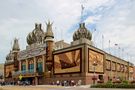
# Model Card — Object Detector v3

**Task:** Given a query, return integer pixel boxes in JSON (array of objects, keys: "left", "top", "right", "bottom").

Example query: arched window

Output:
[
  {"left": 29, "top": 60, "right": 34, "bottom": 73},
  {"left": 37, "top": 58, "right": 43, "bottom": 73},
  {"left": 21, "top": 61, "right": 26, "bottom": 74}
]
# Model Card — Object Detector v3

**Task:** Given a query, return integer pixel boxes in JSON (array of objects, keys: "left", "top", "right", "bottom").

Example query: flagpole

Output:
[
  {"left": 102, "top": 35, "right": 104, "bottom": 50},
  {"left": 109, "top": 40, "right": 111, "bottom": 54},
  {"left": 114, "top": 44, "right": 118, "bottom": 57},
  {"left": 81, "top": 4, "right": 84, "bottom": 23}
]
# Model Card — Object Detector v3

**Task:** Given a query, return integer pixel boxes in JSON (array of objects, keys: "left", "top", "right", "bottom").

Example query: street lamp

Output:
[{"left": 92, "top": 61, "right": 97, "bottom": 85}]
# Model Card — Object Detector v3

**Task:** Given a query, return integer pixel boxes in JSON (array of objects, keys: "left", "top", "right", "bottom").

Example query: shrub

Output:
[
  {"left": 122, "top": 80, "right": 129, "bottom": 84},
  {"left": 91, "top": 83, "right": 135, "bottom": 88}
]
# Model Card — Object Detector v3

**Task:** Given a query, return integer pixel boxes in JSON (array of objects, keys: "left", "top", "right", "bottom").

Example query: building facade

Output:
[{"left": 4, "top": 22, "right": 134, "bottom": 85}]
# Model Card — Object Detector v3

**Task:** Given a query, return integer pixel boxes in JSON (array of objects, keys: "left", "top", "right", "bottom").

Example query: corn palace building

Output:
[{"left": 4, "top": 22, "right": 134, "bottom": 85}]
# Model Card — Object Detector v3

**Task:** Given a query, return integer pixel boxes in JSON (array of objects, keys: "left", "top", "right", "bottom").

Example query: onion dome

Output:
[
  {"left": 12, "top": 38, "right": 20, "bottom": 51},
  {"left": 27, "top": 23, "right": 45, "bottom": 45},
  {"left": 73, "top": 23, "right": 92, "bottom": 41},
  {"left": 6, "top": 51, "right": 13, "bottom": 61}
]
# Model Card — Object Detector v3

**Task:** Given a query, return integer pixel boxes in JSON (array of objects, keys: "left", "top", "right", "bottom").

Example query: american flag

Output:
[{"left": 115, "top": 44, "right": 118, "bottom": 46}]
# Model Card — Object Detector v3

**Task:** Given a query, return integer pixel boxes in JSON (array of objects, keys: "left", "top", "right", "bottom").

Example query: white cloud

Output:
[
  {"left": 95, "top": 0, "right": 135, "bottom": 64},
  {"left": 85, "top": 15, "right": 101, "bottom": 24}
]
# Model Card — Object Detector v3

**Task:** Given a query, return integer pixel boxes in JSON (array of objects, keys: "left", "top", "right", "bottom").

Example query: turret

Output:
[
  {"left": 45, "top": 21, "right": 54, "bottom": 41},
  {"left": 12, "top": 38, "right": 20, "bottom": 52},
  {"left": 45, "top": 21, "right": 54, "bottom": 73},
  {"left": 12, "top": 38, "right": 20, "bottom": 71}
]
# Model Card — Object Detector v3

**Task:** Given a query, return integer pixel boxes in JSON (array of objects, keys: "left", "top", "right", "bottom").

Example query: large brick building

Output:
[{"left": 4, "top": 22, "right": 134, "bottom": 85}]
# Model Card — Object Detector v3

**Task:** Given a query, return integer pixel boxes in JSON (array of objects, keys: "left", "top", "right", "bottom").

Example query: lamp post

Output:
[{"left": 93, "top": 61, "right": 97, "bottom": 85}]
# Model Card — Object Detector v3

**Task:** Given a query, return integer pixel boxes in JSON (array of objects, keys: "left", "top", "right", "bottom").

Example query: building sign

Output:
[
  {"left": 88, "top": 49, "right": 104, "bottom": 73},
  {"left": 54, "top": 49, "right": 81, "bottom": 74}
]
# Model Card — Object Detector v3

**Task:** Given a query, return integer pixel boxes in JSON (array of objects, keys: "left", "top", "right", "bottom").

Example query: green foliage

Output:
[
  {"left": 122, "top": 80, "right": 129, "bottom": 84},
  {"left": 106, "top": 80, "right": 112, "bottom": 85},
  {"left": 91, "top": 82, "right": 135, "bottom": 88}
]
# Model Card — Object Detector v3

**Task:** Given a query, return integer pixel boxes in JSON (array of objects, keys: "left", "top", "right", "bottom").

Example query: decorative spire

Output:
[
  {"left": 12, "top": 38, "right": 20, "bottom": 51},
  {"left": 45, "top": 21, "right": 54, "bottom": 40}
]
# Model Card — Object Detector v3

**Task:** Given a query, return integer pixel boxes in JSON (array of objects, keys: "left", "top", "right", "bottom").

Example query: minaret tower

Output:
[
  {"left": 45, "top": 21, "right": 54, "bottom": 72},
  {"left": 12, "top": 38, "right": 20, "bottom": 71}
]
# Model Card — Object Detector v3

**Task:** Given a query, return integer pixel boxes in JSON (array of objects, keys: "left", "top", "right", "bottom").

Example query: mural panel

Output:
[
  {"left": 106, "top": 60, "right": 111, "bottom": 70},
  {"left": 121, "top": 64, "right": 124, "bottom": 72},
  {"left": 54, "top": 49, "right": 81, "bottom": 74},
  {"left": 117, "top": 63, "right": 120, "bottom": 72},
  {"left": 88, "top": 49, "right": 104, "bottom": 73},
  {"left": 129, "top": 67, "right": 134, "bottom": 73},
  {"left": 5, "top": 65, "right": 14, "bottom": 77},
  {"left": 112, "top": 62, "right": 116, "bottom": 71},
  {"left": 125, "top": 65, "right": 128, "bottom": 73}
]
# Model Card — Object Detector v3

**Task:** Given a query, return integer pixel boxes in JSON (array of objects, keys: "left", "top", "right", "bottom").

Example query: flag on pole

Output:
[
  {"left": 115, "top": 44, "right": 118, "bottom": 46},
  {"left": 81, "top": 4, "right": 85, "bottom": 23},
  {"left": 109, "top": 40, "right": 111, "bottom": 54},
  {"left": 81, "top": 4, "right": 84, "bottom": 11}
]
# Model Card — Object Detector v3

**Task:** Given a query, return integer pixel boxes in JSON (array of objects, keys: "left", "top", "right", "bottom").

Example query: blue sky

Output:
[{"left": 0, "top": 0, "right": 135, "bottom": 64}]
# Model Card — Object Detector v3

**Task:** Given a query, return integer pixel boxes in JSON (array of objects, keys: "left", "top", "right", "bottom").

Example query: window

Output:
[
  {"left": 29, "top": 60, "right": 34, "bottom": 73},
  {"left": 37, "top": 62, "right": 43, "bottom": 73},
  {"left": 21, "top": 62, "right": 26, "bottom": 74},
  {"left": 112, "top": 62, "right": 116, "bottom": 71},
  {"left": 37, "top": 58, "right": 43, "bottom": 73},
  {"left": 29, "top": 63, "right": 34, "bottom": 73},
  {"left": 99, "top": 75, "right": 103, "bottom": 80}
]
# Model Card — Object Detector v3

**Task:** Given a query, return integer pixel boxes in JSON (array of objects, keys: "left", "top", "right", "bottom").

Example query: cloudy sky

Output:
[{"left": 0, "top": 0, "right": 135, "bottom": 64}]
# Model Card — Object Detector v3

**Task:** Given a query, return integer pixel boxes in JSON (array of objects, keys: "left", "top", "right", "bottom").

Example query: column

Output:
[
  {"left": 35, "top": 77, "right": 38, "bottom": 85},
  {"left": 34, "top": 57, "right": 37, "bottom": 73},
  {"left": 19, "top": 61, "right": 22, "bottom": 71},
  {"left": 42, "top": 55, "right": 45, "bottom": 72},
  {"left": 26, "top": 59, "right": 28, "bottom": 72}
]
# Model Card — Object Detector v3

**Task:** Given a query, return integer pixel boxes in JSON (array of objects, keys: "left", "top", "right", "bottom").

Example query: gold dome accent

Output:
[
  {"left": 73, "top": 23, "right": 92, "bottom": 41},
  {"left": 27, "top": 23, "right": 45, "bottom": 45}
]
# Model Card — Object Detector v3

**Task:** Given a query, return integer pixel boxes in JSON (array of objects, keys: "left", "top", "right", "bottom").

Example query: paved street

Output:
[{"left": 0, "top": 85, "right": 135, "bottom": 90}]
